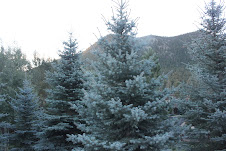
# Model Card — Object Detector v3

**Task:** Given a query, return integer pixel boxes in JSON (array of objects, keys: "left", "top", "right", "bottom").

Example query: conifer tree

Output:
[
  {"left": 67, "top": 1, "right": 175, "bottom": 150},
  {"left": 10, "top": 79, "right": 40, "bottom": 151},
  {"left": 181, "top": 0, "right": 226, "bottom": 150},
  {"left": 36, "top": 33, "right": 84, "bottom": 151},
  {"left": 0, "top": 47, "right": 30, "bottom": 138},
  {"left": 0, "top": 91, "right": 12, "bottom": 151},
  {"left": 142, "top": 48, "right": 161, "bottom": 79}
]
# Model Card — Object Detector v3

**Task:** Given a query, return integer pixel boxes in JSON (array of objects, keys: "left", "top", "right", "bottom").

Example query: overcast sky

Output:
[{"left": 0, "top": 0, "right": 206, "bottom": 60}]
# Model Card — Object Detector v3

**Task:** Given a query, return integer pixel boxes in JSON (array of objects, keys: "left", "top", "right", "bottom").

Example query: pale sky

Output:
[{"left": 0, "top": 0, "right": 206, "bottom": 60}]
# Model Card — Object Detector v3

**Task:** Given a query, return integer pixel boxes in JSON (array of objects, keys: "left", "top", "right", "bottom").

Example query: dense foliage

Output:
[
  {"left": 35, "top": 33, "right": 84, "bottom": 151},
  {"left": 180, "top": 0, "right": 226, "bottom": 150},
  {"left": 10, "top": 80, "right": 41, "bottom": 151},
  {"left": 0, "top": 91, "right": 12, "bottom": 150},
  {"left": 29, "top": 52, "right": 55, "bottom": 106},
  {"left": 0, "top": 46, "right": 30, "bottom": 150},
  {"left": 0, "top": 0, "right": 224, "bottom": 150},
  {"left": 67, "top": 1, "right": 176, "bottom": 150}
]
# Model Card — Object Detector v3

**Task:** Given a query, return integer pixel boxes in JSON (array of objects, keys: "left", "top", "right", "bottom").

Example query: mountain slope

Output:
[
  {"left": 81, "top": 31, "right": 199, "bottom": 86},
  {"left": 82, "top": 31, "right": 198, "bottom": 69},
  {"left": 139, "top": 31, "right": 199, "bottom": 69}
]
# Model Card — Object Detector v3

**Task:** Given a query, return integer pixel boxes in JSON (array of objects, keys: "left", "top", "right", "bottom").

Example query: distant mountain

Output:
[
  {"left": 138, "top": 31, "right": 199, "bottom": 70},
  {"left": 82, "top": 31, "right": 199, "bottom": 69},
  {"left": 81, "top": 31, "right": 200, "bottom": 86}
]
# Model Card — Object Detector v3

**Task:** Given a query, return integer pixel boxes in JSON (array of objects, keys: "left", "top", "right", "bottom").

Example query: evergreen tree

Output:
[
  {"left": 0, "top": 46, "right": 30, "bottom": 98},
  {"left": 0, "top": 46, "right": 29, "bottom": 121},
  {"left": 29, "top": 52, "right": 54, "bottom": 106},
  {"left": 67, "top": 1, "right": 175, "bottom": 150},
  {"left": 0, "top": 47, "right": 30, "bottom": 120},
  {"left": 10, "top": 79, "right": 40, "bottom": 151},
  {"left": 181, "top": 0, "right": 226, "bottom": 150},
  {"left": 35, "top": 33, "right": 84, "bottom": 151},
  {"left": 0, "top": 89, "right": 12, "bottom": 151},
  {"left": 142, "top": 48, "right": 161, "bottom": 79},
  {"left": 0, "top": 46, "right": 29, "bottom": 150}
]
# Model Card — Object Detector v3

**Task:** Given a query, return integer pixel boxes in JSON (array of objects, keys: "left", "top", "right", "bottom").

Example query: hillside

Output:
[
  {"left": 82, "top": 31, "right": 198, "bottom": 68},
  {"left": 81, "top": 31, "right": 199, "bottom": 86},
  {"left": 138, "top": 31, "right": 199, "bottom": 69}
]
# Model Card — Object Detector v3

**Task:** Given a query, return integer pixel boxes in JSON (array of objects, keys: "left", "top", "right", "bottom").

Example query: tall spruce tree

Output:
[
  {"left": 67, "top": 1, "right": 175, "bottom": 150},
  {"left": 36, "top": 33, "right": 83, "bottom": 151},
  {"left": 10, "top": 79, "right": 40, "bottom": 151},
  {"left": 181, "top": 0, "right": 226, "bottom": 150}
]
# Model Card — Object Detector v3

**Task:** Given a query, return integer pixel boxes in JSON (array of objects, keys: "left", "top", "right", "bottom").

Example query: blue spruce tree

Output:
[
  {"left": 10, "top": 79, "right": 40, "bottom": 151},
  {"left": 181, "top": 0, "right": 226, "bottom": 150},
  {"left": 67, "top": 1, "right": 175, "bottom": 150},
  {"left": 36, "top": 33, "right": 84, "bottom": 151},
  {"left": 0, "top": 89, "right": 12, "bottom": 151}
]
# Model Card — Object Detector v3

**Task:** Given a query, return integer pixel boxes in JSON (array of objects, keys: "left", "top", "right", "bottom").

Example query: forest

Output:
[{"left": 0, "top": 0, "right": 225, "bottom": 150}]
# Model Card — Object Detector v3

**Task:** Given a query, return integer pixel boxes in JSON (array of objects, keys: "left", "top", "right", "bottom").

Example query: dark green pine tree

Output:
[
  {"left": 10, "top": 79, "right": 40, "bottom": 151},
  {"left": 67, "top": 1, "right": 175, "bottom": 150},
  {"left": 0, "top": 47, "right": 30, "bottom": 149},
  {"left": 36, "top": 33, "right": 84, "bottom": 151},
  {"left": 181, "top": 0, "right": 226, "bottom": 150}
]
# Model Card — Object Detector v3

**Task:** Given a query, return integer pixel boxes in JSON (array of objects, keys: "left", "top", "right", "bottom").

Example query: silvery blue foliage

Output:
[
  {"left": 0, "top": 92, "right": 12, "bottom": 150},
  {"left": 0, "top": 76, "right": 11, "bottom": 150},
  {"left": 67, "top": 1, "right": 175, "bottom": 150},
  {"left": 10, "top": 80, "right": 40, "bottom": 151},
  {"left": 35, "top": 33, "right": 84, "bottom": 151},
  {"left": 181, "top": 0, "right": 226, "bottom": 150}
]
